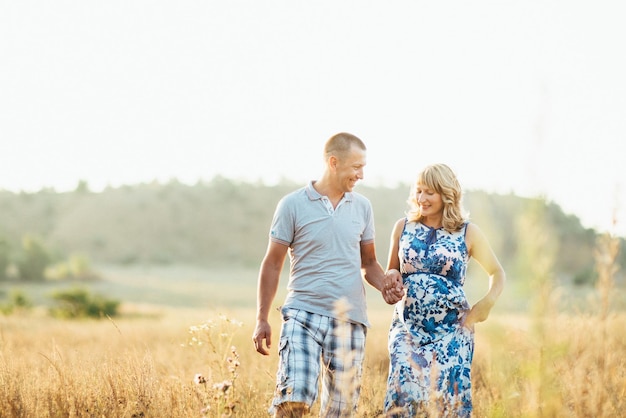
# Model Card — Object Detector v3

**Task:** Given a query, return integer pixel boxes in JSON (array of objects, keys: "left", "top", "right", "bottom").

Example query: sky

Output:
[{"left": 1, "top": 1, "right": 625, "bottom": 237}]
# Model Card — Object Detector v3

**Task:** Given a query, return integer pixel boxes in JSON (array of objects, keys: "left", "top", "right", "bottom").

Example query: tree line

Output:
[{"left": 0, "top": 177, "right": 623, "bottom": 286}]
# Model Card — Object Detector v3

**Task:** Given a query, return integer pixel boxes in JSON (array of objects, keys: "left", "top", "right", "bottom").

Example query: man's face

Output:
[{"left": 334, "top": 145, "right": 366, "bottom": 193}]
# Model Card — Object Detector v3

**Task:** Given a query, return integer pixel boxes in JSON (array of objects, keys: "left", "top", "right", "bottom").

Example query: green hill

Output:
[{"left": 0, "top": 177, "right": 623, "bottom": 287}]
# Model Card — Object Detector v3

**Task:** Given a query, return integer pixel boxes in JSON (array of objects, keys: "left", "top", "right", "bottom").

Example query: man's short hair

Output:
[{"left": 324, "top": 132, "right": 366, "bottom": 159}]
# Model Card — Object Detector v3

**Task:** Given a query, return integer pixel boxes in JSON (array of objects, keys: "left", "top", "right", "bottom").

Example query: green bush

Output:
[
  {"left": 0, "top": 290, "right": 32, "bottom": 315},
  {"left": 49, "top": 287, "right": 120, "bottom": 319},
  {"left": 45, "top": 254, "right": 98, "bottom": 281},
  {"left": 0, "top": 237, "right": 10, "bottom": 280},
  {"left": 573, "top": 266, "right": 597, "bottom": 286},
  {"left": 16, "top": 235, "right": 50, "bottom": 281}
]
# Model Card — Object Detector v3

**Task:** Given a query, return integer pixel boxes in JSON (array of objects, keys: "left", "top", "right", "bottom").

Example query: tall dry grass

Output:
[
  {"left": 1, "top": 300, "right": 625, "bottom": 417},
  {"left": 1, "top": 214, "right": 624, "bottom": 417},
  {"left": 0, "top": 307, "right": 276, "bottom": 418}
]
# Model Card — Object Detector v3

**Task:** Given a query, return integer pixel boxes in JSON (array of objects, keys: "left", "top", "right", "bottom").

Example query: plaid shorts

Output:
[{"left": 270, "top": 308, "right": 367, "bottom": 417}]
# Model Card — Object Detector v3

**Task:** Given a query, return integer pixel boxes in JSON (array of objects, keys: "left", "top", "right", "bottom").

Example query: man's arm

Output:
[
  {"left": 252, "top": 240, "right": 288, "bottom": 355},
  {"left": 361, "top": 241, "right": 403, "bottom": 304}
]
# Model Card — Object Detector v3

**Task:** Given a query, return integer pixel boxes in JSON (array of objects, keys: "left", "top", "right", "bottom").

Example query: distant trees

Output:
[
  {"left": 0, "top": 233, "right": 96, "bottom": 282},
  {"left": 74, "top": 179, "right": 90, "bottom": 194},
  {"left": 0, "top": 179, "right": 623, "bottom": 286}
]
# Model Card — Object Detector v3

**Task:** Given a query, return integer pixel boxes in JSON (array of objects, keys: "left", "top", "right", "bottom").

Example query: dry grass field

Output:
[
  {"left": 1, "top": 301, "right": 625, "bottom": 417},
  {"left": 2, "top": 228, "right": 625, "bottom": 418}
]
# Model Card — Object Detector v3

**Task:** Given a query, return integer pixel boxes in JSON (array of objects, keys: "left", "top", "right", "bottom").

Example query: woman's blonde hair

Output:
[{"left": 406, "top": 163, "right": 467, "bottom": 232}]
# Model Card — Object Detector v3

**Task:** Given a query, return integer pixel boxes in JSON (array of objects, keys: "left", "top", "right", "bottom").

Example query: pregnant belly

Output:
[{"left": 398, "top": 273, "right": 469, "bottom": 344}]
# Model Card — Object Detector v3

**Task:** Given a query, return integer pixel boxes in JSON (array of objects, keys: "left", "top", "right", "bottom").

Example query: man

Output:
[{"left": 252, "top": 132, "right": 403, "bottom": 417}]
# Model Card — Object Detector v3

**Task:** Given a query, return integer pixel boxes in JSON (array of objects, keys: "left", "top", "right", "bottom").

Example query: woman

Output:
[{"left": 383, "top": 164, "right": 505, "bottom": 417}]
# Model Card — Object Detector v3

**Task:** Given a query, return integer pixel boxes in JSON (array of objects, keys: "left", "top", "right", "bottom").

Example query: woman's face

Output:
[{"left": 416, "top": 183, "right": 443, "bottom": 217}]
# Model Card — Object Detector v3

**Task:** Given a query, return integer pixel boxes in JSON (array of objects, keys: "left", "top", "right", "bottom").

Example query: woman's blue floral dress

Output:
[{"left": 384, "top": 220, "right": 474, "bottom": 417}]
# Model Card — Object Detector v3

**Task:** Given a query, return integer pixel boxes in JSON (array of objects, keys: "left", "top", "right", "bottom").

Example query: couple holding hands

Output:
[{"left": 252, "top": 132, "right": 505, "bottom": 417}]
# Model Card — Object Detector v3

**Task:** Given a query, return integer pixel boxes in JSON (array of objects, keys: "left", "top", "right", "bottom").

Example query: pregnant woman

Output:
[{"left": 383, "top": 164, "right": 506, "bottom": 417}]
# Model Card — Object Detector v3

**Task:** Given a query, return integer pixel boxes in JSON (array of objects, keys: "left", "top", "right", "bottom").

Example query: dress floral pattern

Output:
[{"left": 384, "top": 220, "right": 474, "bottom": 417}]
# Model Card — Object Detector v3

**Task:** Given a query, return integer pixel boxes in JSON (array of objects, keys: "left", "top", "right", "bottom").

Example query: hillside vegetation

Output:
[{"left": 0, "top": 177, "right": 623, "bottom": 286}]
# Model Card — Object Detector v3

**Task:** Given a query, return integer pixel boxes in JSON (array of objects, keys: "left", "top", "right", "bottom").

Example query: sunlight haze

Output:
[{"left": 1, "top": 1, "right": 624, "bottom": 236}]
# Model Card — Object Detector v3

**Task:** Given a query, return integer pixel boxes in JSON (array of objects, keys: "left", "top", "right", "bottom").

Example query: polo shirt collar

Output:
[{"left": 305, "top": 181, "right": 353, "bottom": 202}]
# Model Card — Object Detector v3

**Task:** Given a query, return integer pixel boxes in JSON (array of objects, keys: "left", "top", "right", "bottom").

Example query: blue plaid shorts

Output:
[{"left": 270, "top": 308, "right": 367, "bottom": 417}]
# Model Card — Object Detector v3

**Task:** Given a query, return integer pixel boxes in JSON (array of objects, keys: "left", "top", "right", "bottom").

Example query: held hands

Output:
[{"left": 382, "top": 269, "right": 404, "bottom": 304}]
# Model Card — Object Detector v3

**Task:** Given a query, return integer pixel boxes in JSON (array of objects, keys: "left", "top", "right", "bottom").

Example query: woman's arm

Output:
[{"left": 463, "top": 223, "right": 506, "bottom": 327}]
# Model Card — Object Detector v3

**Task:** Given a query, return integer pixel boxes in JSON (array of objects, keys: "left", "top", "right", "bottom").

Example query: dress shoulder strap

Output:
[{"left": 401, "top": 217, "right": 409, "bottom": 235}]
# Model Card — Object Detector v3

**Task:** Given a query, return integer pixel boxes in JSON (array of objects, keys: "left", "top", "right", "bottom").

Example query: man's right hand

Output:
[{"left": 252, "top": 320, "right": 272, "bottom": 355}]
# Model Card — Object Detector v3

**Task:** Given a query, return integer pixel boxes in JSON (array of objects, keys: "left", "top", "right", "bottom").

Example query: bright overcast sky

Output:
[{"left": 1, "top": 1, "right": 625, "bottom": 236}]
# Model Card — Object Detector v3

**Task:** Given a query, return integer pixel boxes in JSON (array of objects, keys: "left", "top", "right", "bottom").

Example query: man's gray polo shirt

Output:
[{"left": 269, "top": 181, "right": 376, "bottom": 326}]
